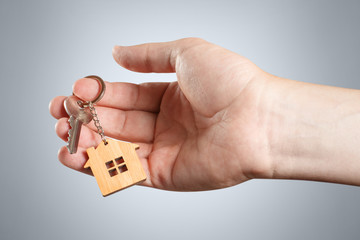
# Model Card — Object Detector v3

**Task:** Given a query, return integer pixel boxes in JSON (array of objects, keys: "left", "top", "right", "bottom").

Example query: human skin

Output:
[{"left": 49, "top": 38, "right": 360, "bottom": 191}]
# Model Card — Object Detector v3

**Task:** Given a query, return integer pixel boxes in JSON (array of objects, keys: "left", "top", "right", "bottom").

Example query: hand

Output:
[{"left": 50, "top": 38, "right": 272, "bottom": 191}]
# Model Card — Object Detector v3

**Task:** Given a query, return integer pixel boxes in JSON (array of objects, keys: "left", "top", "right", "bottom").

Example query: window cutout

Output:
[
  {"left": 115, "top": 157, "right": 124, "bottom": 165},
  {"left": 105, "top": 160, "right": 114, "bottom": 169},
  {"left": 118, "top": 165, "right": 128, "bottom": 173},
  {"left": 108, "top": 168, "right": 118, "bottom": 177}
]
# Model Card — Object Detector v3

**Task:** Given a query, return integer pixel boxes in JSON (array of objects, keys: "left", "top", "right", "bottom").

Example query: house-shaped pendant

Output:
[{"left": 84, "top": 139, "right": 147, "bottom": 196}]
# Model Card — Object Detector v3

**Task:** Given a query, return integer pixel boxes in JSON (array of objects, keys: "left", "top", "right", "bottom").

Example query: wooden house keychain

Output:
[{"left": 64, "top": 75, "right": 147, "bottom": 196}]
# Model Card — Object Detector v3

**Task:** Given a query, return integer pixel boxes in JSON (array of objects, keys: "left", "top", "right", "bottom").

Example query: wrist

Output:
[{"left": 265, "top": 76, "right": 360, "bottom": 185}]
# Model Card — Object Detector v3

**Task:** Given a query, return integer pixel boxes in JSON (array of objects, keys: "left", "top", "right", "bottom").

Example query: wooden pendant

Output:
[{"left": 84, "top": 139, "right": 147, "bottom": 197}]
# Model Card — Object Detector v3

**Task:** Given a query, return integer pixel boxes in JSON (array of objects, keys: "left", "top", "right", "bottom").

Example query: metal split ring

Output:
[{"left": 77, "top": 75, "right": 106, "bottom": 108}]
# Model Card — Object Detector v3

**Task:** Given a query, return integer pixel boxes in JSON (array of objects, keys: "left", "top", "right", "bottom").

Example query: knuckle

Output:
[{"left": 179, "top": 37, "right": 206, "bottom": 45}]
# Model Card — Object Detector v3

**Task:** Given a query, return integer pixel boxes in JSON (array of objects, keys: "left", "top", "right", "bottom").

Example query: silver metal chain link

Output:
[{"left": 88, "top": 102, "right": 108, "bottom": 145}]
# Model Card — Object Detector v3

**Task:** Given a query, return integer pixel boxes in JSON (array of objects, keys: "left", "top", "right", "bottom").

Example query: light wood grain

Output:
[{"left": 84, "top": 139, "right": 146, "bottom": 197}]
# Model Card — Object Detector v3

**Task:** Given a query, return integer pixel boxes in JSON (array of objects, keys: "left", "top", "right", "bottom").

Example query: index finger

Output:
[{"left": 73, "top": 78, "right": 169, "bottom": 113}]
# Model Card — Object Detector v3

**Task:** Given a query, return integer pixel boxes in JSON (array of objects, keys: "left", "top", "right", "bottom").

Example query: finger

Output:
[
  {"left": 138, "top": 166, "right": 153, "bottom": 188},
  {"left": 57, "top": 119, "right": 153, "bottom": 174},
  {"left": 56, "top": 117, "right": 153, "bottom": 158},
  {"left": 56, "top": 117, "right": 153, "bottom": 159},
  {"left": 73, "top": 78, "right": 169, "bottom": 113},
  {"left": 87, "top": 106, "right": 157, "bottom": 143},
  {"left": 58, "top": 146, "right": 153, "bottom": 180},
  {"left": 55, "top": 117, "right": 100, "bottom": 145},
  {"left": 58, "top": 146, "right": 93, "bottom": 175},
  {"left": 112, "top": 37, "right": 207, "bottom": 73},
  {"left": 49, "top": 96, "right": 67, "bottom": 119}
]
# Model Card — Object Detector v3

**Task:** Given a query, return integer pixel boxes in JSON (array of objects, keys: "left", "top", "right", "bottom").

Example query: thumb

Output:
[
  {"left": 112, "top": 41, "right": 178, "bottom": 73},
  {"left": 112, "top": 38, "right": 206, "bottom": 73}
]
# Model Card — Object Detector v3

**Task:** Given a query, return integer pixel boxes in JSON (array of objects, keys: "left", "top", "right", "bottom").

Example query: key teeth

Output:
[
  {"left": 67, "top": 116, "right": 75, "bottom": 151},
  {"left": 68, "top": 116, "right": 75, "bottom": 129}
]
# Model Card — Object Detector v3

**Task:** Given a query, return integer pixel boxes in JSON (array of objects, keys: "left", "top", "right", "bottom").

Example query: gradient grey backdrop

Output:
[{"left": 1, "top": 0, "right": 360, "bottom": 239}]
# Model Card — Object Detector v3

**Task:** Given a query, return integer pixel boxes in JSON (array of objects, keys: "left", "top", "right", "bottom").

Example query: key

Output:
[{"left": 64, "top": 95, "right": 93, "bottom": 154}]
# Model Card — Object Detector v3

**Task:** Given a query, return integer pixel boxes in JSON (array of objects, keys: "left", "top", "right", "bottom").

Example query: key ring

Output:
[{"left": 79, "top": 75, "right": 106, "bottom": 108}]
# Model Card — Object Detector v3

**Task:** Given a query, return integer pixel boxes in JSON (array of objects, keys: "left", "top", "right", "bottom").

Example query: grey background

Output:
[{"left": 1, "top": 0, "right": 360, "bottom": 239}]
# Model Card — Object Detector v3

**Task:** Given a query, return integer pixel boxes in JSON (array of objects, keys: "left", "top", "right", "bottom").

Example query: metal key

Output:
[{"left": 64, "top": 95, "right": 93, "bottom": 154}]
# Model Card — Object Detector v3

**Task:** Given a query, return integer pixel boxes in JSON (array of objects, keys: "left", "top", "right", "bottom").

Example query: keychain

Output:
[{"left": 64, "top": 75, "right": 147, "bottom": 196}]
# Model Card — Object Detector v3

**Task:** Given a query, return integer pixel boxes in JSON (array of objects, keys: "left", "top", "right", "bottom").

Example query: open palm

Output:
[{"left": 50, "top": 38, "right": 271, "bottom": 191}]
